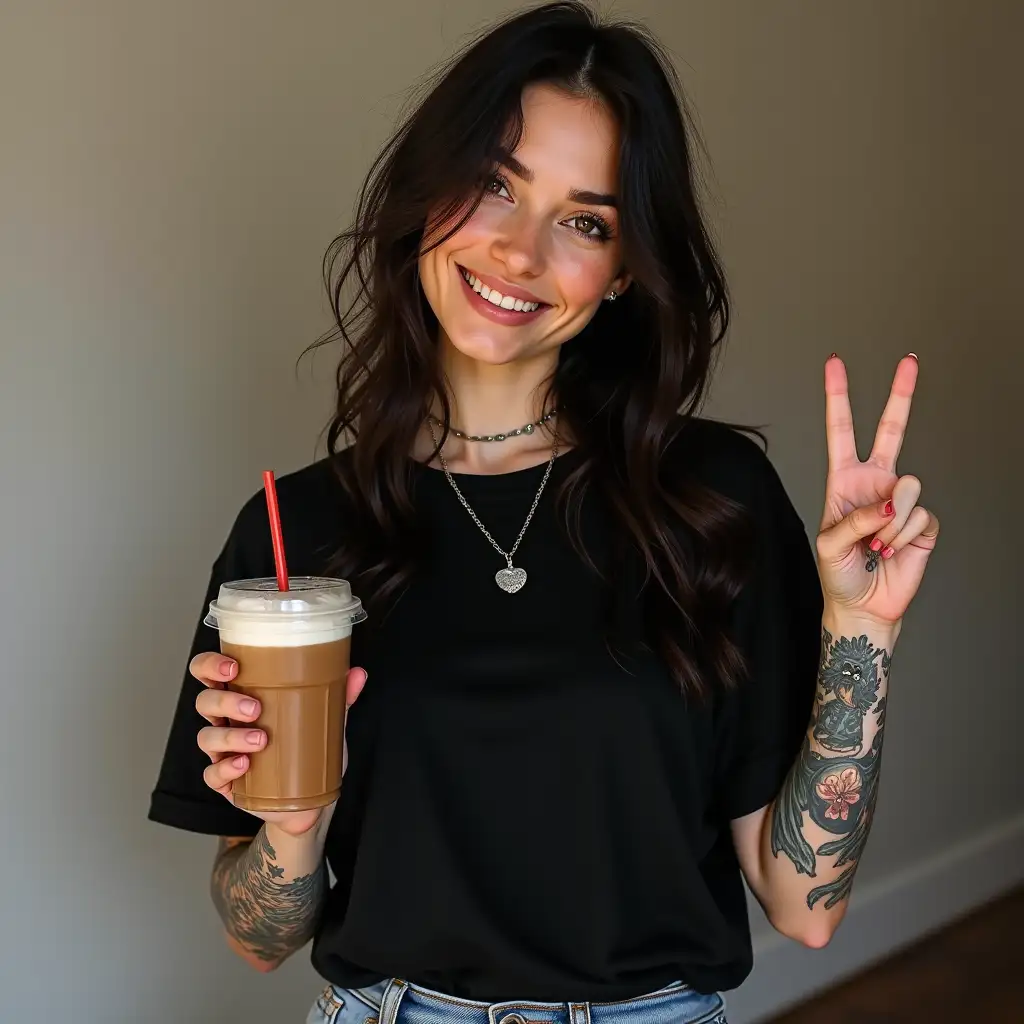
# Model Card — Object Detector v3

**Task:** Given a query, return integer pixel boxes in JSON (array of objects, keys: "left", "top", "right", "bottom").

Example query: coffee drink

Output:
[{"left": 205, "top": 577, "right": 366, "bottom": 813}]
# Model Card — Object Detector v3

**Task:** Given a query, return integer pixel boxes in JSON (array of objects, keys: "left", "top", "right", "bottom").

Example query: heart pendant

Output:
[{"left": 495, "top": 566, "right": 527, "bottom": 593}]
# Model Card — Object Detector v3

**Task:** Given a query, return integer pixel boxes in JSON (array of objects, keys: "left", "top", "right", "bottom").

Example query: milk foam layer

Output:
[
  {"left": 206, "top": 577, "right": 364, "bottom": 647},
  {"left": 218, "top": 616, "right": 352, "bottom": 647}
]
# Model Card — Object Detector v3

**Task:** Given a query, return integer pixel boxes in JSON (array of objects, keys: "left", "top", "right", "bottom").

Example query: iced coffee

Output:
[{"left": 204, "top": 577, "right": 366, "bottom": 812}]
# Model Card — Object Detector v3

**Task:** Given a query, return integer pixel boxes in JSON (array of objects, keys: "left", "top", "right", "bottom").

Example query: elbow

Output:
[
  {"left": 769, "top": 911, "right": 844, "bottom": 949},
  {"left": 246, "top": 954, "right": 283, "bottom": 974},
  {"left": 223, "top": 931, "right": 286, "bottom": 973},
  {"left": 794, "top": 925, "right": 836, "bottom": 949}
]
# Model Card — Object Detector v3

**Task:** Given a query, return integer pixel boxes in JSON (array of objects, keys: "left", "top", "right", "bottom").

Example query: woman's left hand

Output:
[{"left": 815, "top": 353, "right": 940, "bottom": 627}]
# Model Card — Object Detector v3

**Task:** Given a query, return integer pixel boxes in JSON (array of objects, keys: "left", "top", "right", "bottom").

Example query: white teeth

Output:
[{"left": 460, "top": 268, "right": 540, "bottom": 313}]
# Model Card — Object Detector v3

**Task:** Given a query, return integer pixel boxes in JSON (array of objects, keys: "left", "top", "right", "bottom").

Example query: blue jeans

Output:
[{"left": 306, "top": 977, "right": 727, "bottom": 1024}]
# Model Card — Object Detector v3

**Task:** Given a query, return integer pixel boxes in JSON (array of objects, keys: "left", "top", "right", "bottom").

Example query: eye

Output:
[
  {"left": 484, "top": 173, "right": 512, "bottom": 201},
  {"left": 566, "top": 212, "right": 613, "bottom": 242}
]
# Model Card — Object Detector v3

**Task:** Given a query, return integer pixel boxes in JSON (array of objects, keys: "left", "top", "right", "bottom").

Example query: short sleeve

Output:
[
  {"left": 148, "top": 495, "right": 272, "bottom": 837},
  {"left": 715, "top": 450, "right": 823, "bottom": 821}
]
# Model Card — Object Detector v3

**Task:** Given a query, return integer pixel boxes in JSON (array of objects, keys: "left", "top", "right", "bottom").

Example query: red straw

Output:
[{"left": 262, "top": 470, "right": 290, "bottom": 592}]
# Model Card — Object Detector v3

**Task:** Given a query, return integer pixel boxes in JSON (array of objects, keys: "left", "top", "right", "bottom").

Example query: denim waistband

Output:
[{"left": 334, "top": 977, "right": 727, "bottom": 1024}]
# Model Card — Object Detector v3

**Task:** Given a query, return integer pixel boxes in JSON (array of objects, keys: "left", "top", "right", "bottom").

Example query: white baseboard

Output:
[{"left": 724, "top": 812, "right": 1024, "bottom": 1023}]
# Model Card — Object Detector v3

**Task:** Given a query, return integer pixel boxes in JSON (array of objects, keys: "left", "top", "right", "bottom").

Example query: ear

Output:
[{"left": 609, "top": 270, "right": 632, "bottom": 298}]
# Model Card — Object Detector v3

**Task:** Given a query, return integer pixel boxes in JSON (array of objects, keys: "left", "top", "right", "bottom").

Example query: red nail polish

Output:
[
  {"left": 869, "top": 538, "right": 884, "bottom": 552},
  {"left": 882, "top": 546, "right": 896, "bottom": 559},
  {"left": 883, "top": 499, "right": 895, "bottom": 516}
]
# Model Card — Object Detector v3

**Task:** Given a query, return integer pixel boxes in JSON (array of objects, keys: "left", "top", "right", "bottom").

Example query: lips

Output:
[{"left": 456, "top": 264, "right": 549, "bottom": 324}]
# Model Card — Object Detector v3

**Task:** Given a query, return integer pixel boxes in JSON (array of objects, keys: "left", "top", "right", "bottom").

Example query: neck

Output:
[
  {"left": 436, "top": 337, "right": 557, "bottom": 433},
  {"left": 416, "top": 333, "right": 565, "bottom": 475}
]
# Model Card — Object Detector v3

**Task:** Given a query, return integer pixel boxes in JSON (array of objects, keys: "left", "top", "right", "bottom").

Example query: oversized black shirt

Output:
[{"left": 149, "top": 419, "right": 822, "bottom": 1001}]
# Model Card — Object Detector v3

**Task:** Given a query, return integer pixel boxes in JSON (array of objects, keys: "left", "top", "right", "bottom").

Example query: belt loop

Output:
[
  {"left": 568, "top": 1002, "right": 591, "bottom": 1024},
  {"left": 378, "top": 978, "right": 409, "bottom": 1024}
]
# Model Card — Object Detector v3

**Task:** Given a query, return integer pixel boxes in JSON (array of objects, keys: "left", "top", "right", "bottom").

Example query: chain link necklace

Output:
[
  {"left": 425, "top": 418, "right": 559, "bottom": 593},
  {"left": 426, "top": 407, "right": 558, "bottom": 443}
]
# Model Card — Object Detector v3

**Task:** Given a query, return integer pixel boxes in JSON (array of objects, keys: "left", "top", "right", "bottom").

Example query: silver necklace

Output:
[
  {"left": 425, "top": 419, "right": 559, "bottom": 593},
  {"left": 426, "top": 407, "right": 558, "bottom": 442}
]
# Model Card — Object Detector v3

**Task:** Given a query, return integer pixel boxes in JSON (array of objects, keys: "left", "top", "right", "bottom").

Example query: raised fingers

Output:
[
  {"left": 869, "top": 355, "right": 918, "bottom": 471},
  {"left": 824, "top": 355, "right": 858, "bottom": 470}
]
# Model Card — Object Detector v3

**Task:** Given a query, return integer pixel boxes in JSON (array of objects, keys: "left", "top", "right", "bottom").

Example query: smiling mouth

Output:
[{"left": 458, "top": 266, "right": 546, "bottom": 312}]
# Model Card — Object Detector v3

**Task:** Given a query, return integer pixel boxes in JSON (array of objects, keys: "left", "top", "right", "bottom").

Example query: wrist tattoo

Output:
[{"left": 771, "top": 627, "right": 890, "bottom": 910}]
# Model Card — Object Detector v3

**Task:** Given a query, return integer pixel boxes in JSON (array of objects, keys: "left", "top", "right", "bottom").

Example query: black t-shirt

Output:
[{"left": 149, "top": 419, "right": 822, "bottom": 1001}]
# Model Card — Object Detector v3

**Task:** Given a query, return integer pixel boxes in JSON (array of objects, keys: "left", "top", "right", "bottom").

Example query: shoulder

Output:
[
  {"left": 221, "top": 451, "right": 353, "bottom": 575},
  {"left": 664, "top": 416, "right": 782, "bottom": 507},
  {"left": 662, "top": 416, "right": 812, "bottom": 560},
  {"left": 231, "top": 453, "right": 346, "bottom": 532}
]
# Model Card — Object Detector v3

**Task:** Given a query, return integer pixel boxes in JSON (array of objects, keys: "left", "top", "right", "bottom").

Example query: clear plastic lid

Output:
[{"left": 205, "top": 576, "right": 366, "bottom": 646}]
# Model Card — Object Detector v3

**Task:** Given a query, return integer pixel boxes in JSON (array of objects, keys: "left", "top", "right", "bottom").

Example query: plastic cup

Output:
[{"left": 204, "top": 576, "right": 366, "bottom": 812}]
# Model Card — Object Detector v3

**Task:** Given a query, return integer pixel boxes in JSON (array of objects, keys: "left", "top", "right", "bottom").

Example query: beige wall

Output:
[{"left": 1, "top": 2, "right": 1020, "bottom": 1021}]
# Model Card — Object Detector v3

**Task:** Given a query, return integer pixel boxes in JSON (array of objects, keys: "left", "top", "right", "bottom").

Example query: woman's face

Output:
[{"left": 418, "top": 83, "right": 630, "bottom": 367}]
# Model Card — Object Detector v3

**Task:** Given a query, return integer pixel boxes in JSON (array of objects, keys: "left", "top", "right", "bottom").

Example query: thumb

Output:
[
  {"left": 345, "top": 666, "right": 368, "bottom": 707},
  {"left": 817, "top": 497, "right": 896, "bottom": 562}
]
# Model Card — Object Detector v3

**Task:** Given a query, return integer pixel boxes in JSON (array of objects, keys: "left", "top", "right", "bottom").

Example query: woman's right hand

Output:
[{"left": 190, "top": 652, "right": 368, "bottom": 838}]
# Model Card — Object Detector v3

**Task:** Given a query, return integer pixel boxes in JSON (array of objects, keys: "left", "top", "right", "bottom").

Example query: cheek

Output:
[
  {"left": 420, "top": 209, "right": 491, "bottom": 286},
  {"left": 550, "top": 243, "right": 614, "bottom": 307}
]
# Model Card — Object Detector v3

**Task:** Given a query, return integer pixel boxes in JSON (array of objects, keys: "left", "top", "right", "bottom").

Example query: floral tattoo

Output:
[{"left": 771, "top": 628, "right": 890, "bottom": 910}]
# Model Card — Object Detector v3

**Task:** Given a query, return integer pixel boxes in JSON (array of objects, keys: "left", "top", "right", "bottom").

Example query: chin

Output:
[{"left": 444, "top": 325, "right": 532, "bottom": 366}]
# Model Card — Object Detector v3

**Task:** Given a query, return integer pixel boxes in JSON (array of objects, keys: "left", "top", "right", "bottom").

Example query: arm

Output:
[
  {"left": 733, "top": 352, "right": 937, "bottom": 947},
  {"left": 191, "top": 653, "right": 367, "bottom": 971},
  {"left": 732, "top": 610, "right": 898, "bottom": 948},
  {"left": 210, "top": 821, "right": 329, "bottom": 971}
]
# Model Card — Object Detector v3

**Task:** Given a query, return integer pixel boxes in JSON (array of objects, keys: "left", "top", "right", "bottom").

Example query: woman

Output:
[{"left": 149, "top": 4, "right": 939, "bottom": 1022}]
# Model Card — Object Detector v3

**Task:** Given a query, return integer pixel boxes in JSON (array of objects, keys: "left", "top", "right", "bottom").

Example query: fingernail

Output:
[
  {"left": 239, "top": 698, "right": 258, "bottom": 716},
  {"left": 220, "top": 660, "right": 235, "bottom": 678},
  {"left": 907, "top": 352, "right": 918, "bottom": 360},
  {"left": 870, "top": 538, "right": 884, "bottom": 552},
  {"left": 882, "top": 546, "right": 896, "bottom": 559},
  {"left": 883, "top": 499, "right": 895, "bottom": 516},
  {"left": 232, "top": 755, "right": 247, "bottom": 769},
  {"left": 828, "top": 352, "right": 838, "bottom": 360},
  {"left": 247, "top": 730, "right": 264, "bottom": 746}
]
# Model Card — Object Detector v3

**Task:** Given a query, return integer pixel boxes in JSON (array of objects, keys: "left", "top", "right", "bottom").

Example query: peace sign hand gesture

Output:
[{"left": 815, "top": 354, "right": 940, "bottom": 627}]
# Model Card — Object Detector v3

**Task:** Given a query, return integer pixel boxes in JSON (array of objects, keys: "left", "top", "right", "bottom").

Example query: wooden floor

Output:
[{"left": 765, "top": 886, "right": 1024, "bottom": 1022}]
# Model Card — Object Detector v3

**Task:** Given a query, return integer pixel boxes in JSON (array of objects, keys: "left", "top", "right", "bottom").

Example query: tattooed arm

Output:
[
  {"left": 732, "top": 612, "right": 899, "bottom": 948},
  {"left": 211, "top": 822, "right": 328, "bottom": 971}
]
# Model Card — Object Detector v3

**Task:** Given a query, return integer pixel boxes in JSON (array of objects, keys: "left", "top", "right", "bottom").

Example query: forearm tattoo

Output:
[
  {"left": 771, "top": 627, "right": 890, "bottom": 910},
  {"left": 211, "top": 830, "right": 327, "bottom": 965}
]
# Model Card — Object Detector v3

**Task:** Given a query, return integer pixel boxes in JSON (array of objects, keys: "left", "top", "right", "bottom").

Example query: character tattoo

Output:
[
  {"left": 211, "top": 829, "right": 327, "bottom": 965},
  {"left": 771, "top": 628, "right": 891, "bottom": 910}
]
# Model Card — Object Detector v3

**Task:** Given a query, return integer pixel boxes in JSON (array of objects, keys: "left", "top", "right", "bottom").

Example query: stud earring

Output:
[{"left": 606, "top": 290, "right": 618, "bottom": 302}]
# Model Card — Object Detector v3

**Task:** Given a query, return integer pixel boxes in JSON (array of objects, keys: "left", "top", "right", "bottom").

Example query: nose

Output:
[{"left": 490, "top": 207, "right": 545, "bottom": 278}]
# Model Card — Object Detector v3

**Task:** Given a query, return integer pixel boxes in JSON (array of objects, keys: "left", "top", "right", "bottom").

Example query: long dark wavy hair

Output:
[{"left": 313, "top": 1, "right": 759, "bottom": 696}]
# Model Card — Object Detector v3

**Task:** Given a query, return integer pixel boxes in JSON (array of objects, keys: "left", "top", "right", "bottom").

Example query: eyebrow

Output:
[{"left": 497, "top": 151, "right": 618, "bottom": 209}]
